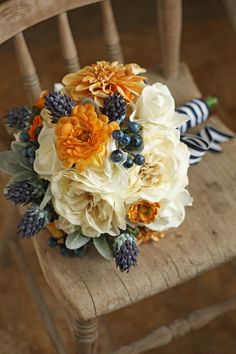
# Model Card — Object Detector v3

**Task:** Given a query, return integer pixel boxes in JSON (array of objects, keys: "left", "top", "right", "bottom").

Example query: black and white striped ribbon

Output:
[
  {"left": 177, "top": 98, "right": 209, "bottom": 134},
  {"left": 180, "top": 134, "right": 209, "bottom": 165},
  {"left": 176, "top": 99, "right": 234, "bottom": 165}
]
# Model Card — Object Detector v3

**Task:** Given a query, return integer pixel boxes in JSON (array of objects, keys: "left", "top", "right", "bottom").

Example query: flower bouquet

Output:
[{"left": 2, "top": 61, "right": 232, "bottom": 273}]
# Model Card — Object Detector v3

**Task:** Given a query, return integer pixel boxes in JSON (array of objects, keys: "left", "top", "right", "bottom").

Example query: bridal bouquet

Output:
[{"left": 1, "top": 61, "right": 193, "bottom": 272}]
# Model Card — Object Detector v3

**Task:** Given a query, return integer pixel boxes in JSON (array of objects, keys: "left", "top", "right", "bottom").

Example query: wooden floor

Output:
[{"left": 0, "top": 0, "right": 236, "bottom": 353}]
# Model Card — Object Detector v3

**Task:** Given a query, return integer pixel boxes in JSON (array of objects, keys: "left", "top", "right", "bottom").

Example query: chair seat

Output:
[{"left": 34, "top": 64, "right": 236, "bottom": 321}]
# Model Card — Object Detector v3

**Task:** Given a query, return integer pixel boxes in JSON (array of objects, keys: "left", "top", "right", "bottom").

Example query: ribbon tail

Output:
[{"left": 181, "top": 125, "right": 235, "bottom": 165}]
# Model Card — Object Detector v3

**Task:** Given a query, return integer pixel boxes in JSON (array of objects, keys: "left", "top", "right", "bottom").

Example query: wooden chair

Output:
[{"left": 1, "top": 0, "right": 236, "bottom": 353}]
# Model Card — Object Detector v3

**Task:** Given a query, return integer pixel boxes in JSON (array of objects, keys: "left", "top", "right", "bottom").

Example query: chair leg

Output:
[{"left": 75, "top": 318, "right": 98, "bottom": 354}]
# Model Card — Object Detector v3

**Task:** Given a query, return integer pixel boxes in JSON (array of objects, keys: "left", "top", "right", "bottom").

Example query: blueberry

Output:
[
  {"left": 60, "top": 245, "right": 69, "bottom": 256},
  {"left": 74, "top": 246, "right": 87, "bottom": 257},
  {"left": 27, "top": 145, "right": 36, "bottom": 157},
  {"left": 123, "top": 157, "right": 134, "bottom": 168},
  {"left": 134, "top": 154, "right": 145, "bottom": 166},
  {"left": 19, "top": 132, "right": 30, "bottom": 142},
  {"left": 48, "top": 237, "right": 58, "bottom": 248},
  {"left": 112, "top": 130, "right": 124, "bottom": 141},
  {"left": 130, "top": 134, "right": 143, "bottom": 148},
  {"left": 110, "top": 149, "right": 124, "bottom": 163},
  {"left": 120, "top": 134, "right": 131, "bottom": 146},
  {"left": 128, "top": 121, "right": 141, "bottom": 133}
]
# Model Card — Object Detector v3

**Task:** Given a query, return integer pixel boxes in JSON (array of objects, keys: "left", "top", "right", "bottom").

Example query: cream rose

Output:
[
  {"left": 125, "top": 125, "right": 192, "bottom": 231},
  {"left": 147, "top": 190, "right": 192, "bottom": 231},
  {"left": 34, "top": 126, "right": 63, "bottom": 181},
  {"left": 55, "top": 216, "right": 79, "bottom": 235},
  {"left": 51, "top": 170, "right": 126, "bottom": 237},
  {"left": 130, "top": 83, "right": 187, "bottom": 129},
  {"left": 74, "top": 140, "right": 129, "bottom": 194}
]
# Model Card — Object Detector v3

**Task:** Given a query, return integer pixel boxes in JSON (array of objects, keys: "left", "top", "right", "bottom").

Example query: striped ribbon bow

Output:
[{"left": 176, "top": 98, "right": 234, "bottom": 165}]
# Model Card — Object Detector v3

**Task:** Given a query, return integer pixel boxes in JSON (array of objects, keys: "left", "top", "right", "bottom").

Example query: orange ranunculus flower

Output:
[
  {"left": 28, "top": 115, "right": 42, "bottom": 141},
  {"left": 55, "top": 103, "right": 119, "bottom": 172},
  {"left": 34, "top": 90, "right": 49, "bottom": 109},
  {"left": 62, "top": 61, "right": 147, "bottom": 107},
  {"left": 128, "top": 200, "right": 160, "bottom": 224},
  {"left": 137, "top": 227, "right": 165, "bottom": 245}
]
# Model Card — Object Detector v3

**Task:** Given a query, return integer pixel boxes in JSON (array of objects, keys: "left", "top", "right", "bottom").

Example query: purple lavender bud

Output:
[
  {"left": 44, "top": 92, "right": 75, "bottom": 122},
  {"left": 5, "top": 179, "right": 44, "bottom": 205},
  {"left": 113, "top": 233, "right": 139, "bottom": 272},
  {"left": 5, "top": 106, "right": 32, "bottom": 130},
  {"left": 17, "top": 206, "right": 51, "bottom": 238},
  {"left": 103, "top": 93, "right": 126, "bottom": 124}
]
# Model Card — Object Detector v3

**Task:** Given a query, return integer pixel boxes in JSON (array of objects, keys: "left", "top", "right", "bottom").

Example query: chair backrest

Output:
[{"left": 0, "top": 0, "right": 182, "bottom": 104}]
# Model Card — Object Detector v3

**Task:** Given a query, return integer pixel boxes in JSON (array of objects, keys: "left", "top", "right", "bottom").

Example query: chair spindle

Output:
[
  {"left": 75, "top": 319, "right": 98, "bottom": 354},
  {"left": 14, "top": 32, "right": 42, "bottom": 104},
  {"left": 57, "top": 12, "right": 80, "bottom": 74},
  {"left": 101, "top": 0, "right": 124, "bottom": 63},
  {"left": 157, "top": 0, "right": 182, "bottom": 79}
]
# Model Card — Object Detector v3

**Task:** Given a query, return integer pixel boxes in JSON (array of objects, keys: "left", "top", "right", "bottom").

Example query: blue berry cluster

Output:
[
  {"left": 48, "top": 236, "right": 88, "bottom": 257},
  {"left": 44, "top": 92, "right": 76, "bottom": 122},
  {"left": 19, "top": 132, "right": 40, "bottom": 165},
  {"left": 5, "top": 179, "right": 44, "bottom": 205},
  {"left": 18, "top": 206, "right": 50, "bottom": 238},
  {"left": 5, "top": 106, "right": 32, "bottom": 130},
  {"left": 111, "top": 121, "right": 145, "bottom": 168},
  {"left": 103, "top": 93, "right": 126, "bottom": 124}
]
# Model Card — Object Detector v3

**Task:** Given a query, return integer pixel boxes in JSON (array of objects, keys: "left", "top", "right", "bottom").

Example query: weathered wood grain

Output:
[
  {"left": 34, "top": 63, "right": 236, "bottom": 322},
  {"left": 57, "top": 12, "right": 80, "bottom": 73},
  {"left": 101, "top": 0, "right": 123, "bottom": 63},
  {"left": 0, "top": 0, "right": 103, "bottom": 44},
  {"left": 14, "top": 32, "right": 42, "bottom": 103},
  {"left": 157, "top": 0, "right": 182, "bottom": 79},
  {"left": 114, "top": 296, "right": 236, "bottom": 354},
  {"left": 75, "top": 319, "right": 98, "bottom": 354}
]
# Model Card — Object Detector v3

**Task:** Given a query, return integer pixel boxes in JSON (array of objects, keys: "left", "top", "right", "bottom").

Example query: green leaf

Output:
[
  {"left": 39, "top": 184, "right": 52, "bottom": 209},
  {"left": 11, "top": 141, "right": 28, "bottom": 152},
  {"left": 65, "top": 231, "right": 90, "bottom": 250},
  {"left": 5, "top": 171, "right": 36, "bottom": 190},
  {"left": 93, "top": 236, "right": 113, "bottom": 260},
  {"left": 0, "top": 151, "right": 32, "bottom": 175}
]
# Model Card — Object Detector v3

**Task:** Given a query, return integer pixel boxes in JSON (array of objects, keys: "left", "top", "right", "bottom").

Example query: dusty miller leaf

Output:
[
  {"left": 66, "top": 231, "right": 90, "bottom": 250},
  {"left": 93, "top": 235, "right": 113, "bottom": 261},
  {"left": 4, "top": 171, "right": 36, "bottom": 191},
  {"left": 11, "top": 141, "right": 28, "bottom": 152},
  {"left": 0, "top": 151, "right": 32, "bottom": 175},
  {"left": 39, "top": 184, "right": 52, "bottom": 209}
]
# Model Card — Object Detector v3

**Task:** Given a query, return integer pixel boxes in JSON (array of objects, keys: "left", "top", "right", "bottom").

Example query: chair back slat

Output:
[
  {"left": 157, "top": 0, "right": 182, "bottom": 79},
  {"left": 57, "top": 12, "right": 80, "bottom": 73},
  {"left": 14, "top": 32, "right": 42, "bottom": 103},
  {"left": 0, "top": 0, "right": 103, "bottom": 45},
  {"left": 101, "top": 0, "right": 123, "bottom": 63},
  {"left": 2, "top": 0, "right": 184, "bottom": 103}
]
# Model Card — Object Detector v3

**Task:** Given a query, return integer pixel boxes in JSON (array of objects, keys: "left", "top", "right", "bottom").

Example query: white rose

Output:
[
  {"left": 51, "top": 170, "right": 126, "bottom": 237},
  {"left": 147, "top": 190, "right": 192, "bottom": 231},
  {"left": 130, "top": 83, "right": 187, "bottom": 128},
  {"left": 125, "top": 125, "right": 192, "bottom": 231},
  {"left": 55, "top": 216, "right": 79, "bottom": 235},
  {"left": 76, "top": 140, "right": 129, "bottom": 194},
  {"left": 34, "top": 126, "right": 63, "bottom": 181}
]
